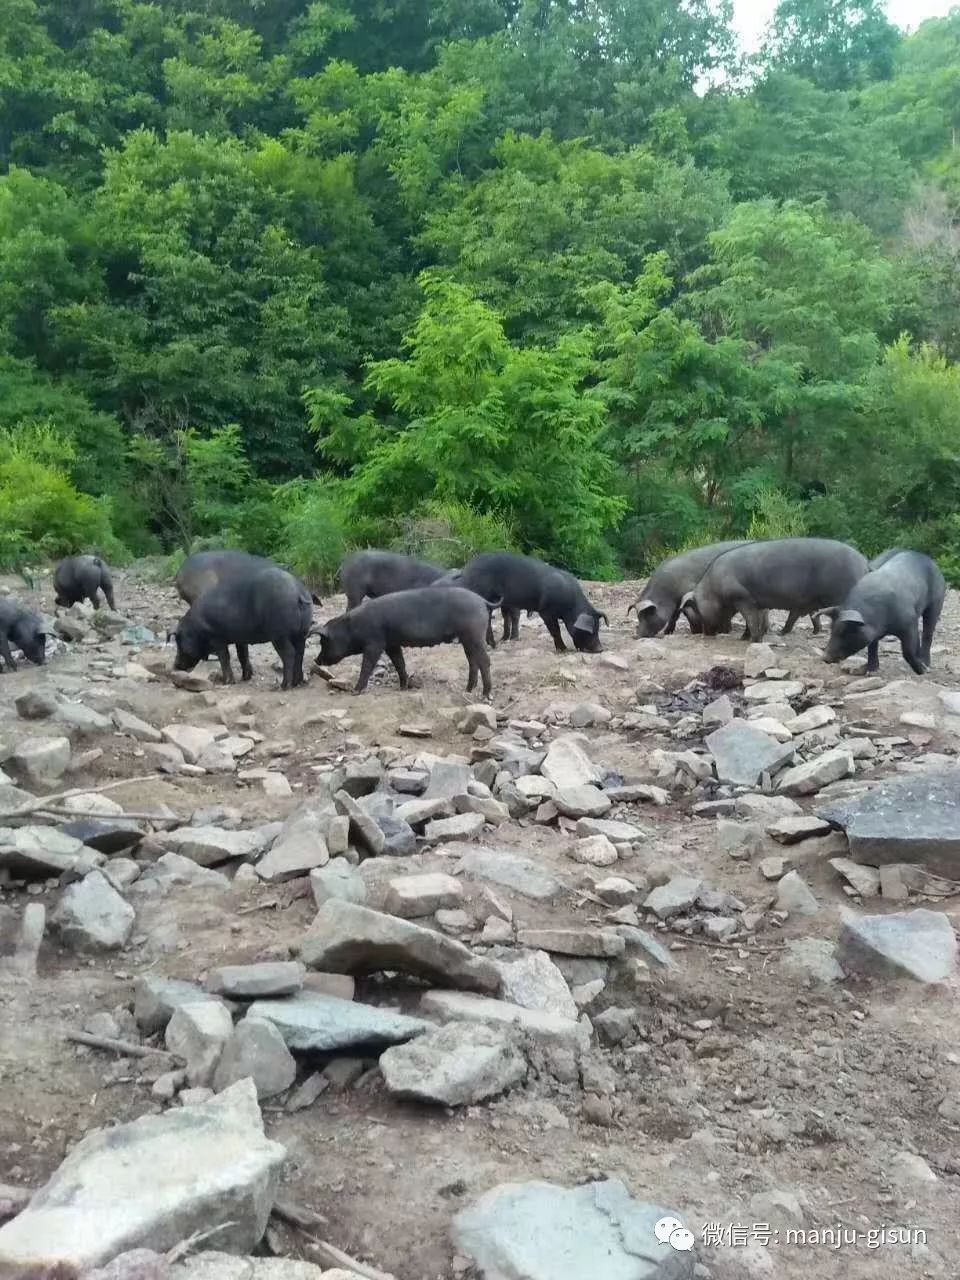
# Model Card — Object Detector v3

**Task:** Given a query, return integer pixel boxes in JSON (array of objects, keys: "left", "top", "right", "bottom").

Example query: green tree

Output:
[
  {"left": 761, "top": 0, "right": 898, "bottom": 90},
  {"left": 311, "top": 275, "right": 625, "bottom": 573}
]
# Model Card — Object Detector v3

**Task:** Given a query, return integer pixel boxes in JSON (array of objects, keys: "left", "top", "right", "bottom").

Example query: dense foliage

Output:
[{"left": 1, "top": 0, "right": 959, "bottom": 583}]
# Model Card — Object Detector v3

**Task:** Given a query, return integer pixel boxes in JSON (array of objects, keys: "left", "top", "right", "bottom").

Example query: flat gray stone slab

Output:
[
  {"left": 818, "top": 768, "right": 960, "bottom": 878},
  {"left": 705, "top": 720, "right": 795, "bottom": 786},
  {"left": 452, "top": 1178, "right": 694, "bottom": 1280},
  {"left": 300, "top": 901, "right": 500, "bottom": 992},
  {"left": 380, "top": 1022, "right": 526, "bottom": 1106},
  {"left": 837, "top": 907, "right": 957, "bottom": 983},
  {"left": 249, "top": 992, "right": 431, "bottom": 1051},
  {"left": 0, "top": 1081, "right": 284, "bottom": 1273},
  {"left": 457, "top": 847, "right": 564, "bottom": 900}
]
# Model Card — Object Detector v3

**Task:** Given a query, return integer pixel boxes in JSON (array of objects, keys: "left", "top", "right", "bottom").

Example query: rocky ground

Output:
[{"left": 2, "top": 566, "right": 960, "bottom": 1280}]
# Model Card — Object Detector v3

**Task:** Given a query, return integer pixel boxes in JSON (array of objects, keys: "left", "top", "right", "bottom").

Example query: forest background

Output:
[{"left": 2, "top": 0, "right": 960, "bottom": 587}]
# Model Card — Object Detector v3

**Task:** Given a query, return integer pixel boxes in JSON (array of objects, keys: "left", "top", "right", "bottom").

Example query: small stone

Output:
[
  {"left": 759, "top": 856, "right": 789, "bottom": 880},
  {"left": 420, "top": 990, "right": 587, "bottom": 1051},
  {"left": 786, "top": 705, "right": 836, "bottom": 733},
  {"left": 829, "top": 858, "right": 881, "bottom": 898},
  {"left": 260, "top": 773, "right": 293, "bottom": 798},
  {"left": 388, "top": 768, "right": 428, "bottom": 794},
  {"left": 165, "top": 1000, "right": 234, "bottom": 1087},
  {"left": 574, "top": 817, "right": 645, "bottom": 844},
  {"left": 879, "top": 864, "right": 909, "bottom": 901},
  {"left": 112, "top": 709, "right": 162, "bottom": 743},
  {"left": 459, "top": 705, "right": 498, "bottom": 734},
  {"left": 307, "top": 862, "right": 365, "bottom": 909},
  {"left": 571, "top": 834, "right": 619, "bottom": 867},
  {"left": 594, "top": 876, "right": 639, "bottom": 906},
  {"left": 458, "top": 847, "right": 563, "bottom": 901},
  {"left": 703, "top": 916, "right": 737, "bottom": 940},
  {"left": 495, "top": 950, "right": 577, "bottom": 1020},
  {"left": 212, "top": 1016, "right": 296, "bottom": 1099},
  {"left": 163, "top": 826, "right": 267, "bottom": 868},
  {"left": 643, "top": 875, "right": 703, "bottom": 919},
  {"left": 775, "top": 870, "right": 819, "bottom": 917},
  {"left": 384, "top": 873, "right": 465, "bottom": 919},
  {"left": 434, "top": 907, "right": 472, "bottom": 933},
  {"left": 160, "top": 724, "right": 216, "bottom": 764},
  {"left": 454, "top": 793, "right": 510, "bottom": 825},
  {"left": 777, "top": 749, "right": 854, "bottom": 796},
  {"left": 170, "top": 670, "right": 214, "bottom": 692},
  {"left": 744, "top": 643, "right": 777, "bottom": 678},
  {"left": 735, "top": 794, "right": 802, "bottom": 820},
  {"left": 767, "top": 815, "right": 832, "bottom": 844},
  {"left": 717, "top": 819, "right": 766, "bottom": 861},
  {"left": 285, "top": 1072, "right": 328, "bottom": 1112},
  {"left": 341, "top": 757, "right": 383, "bottom": 797},
  {"left": 249, "top": 991, "right": 430, "bottom": 1051},
  {"left": 540, "top": 735, "right": 601, "bottom": 790},
  {"left": 782, "top": 937, "right": 843, "bottom": 983},
  {"left": 702, "top": 694, "right": 734, "bottom": 728},
  {"left": 9, "top": 735, "right": 72, "bottom": 785},
  {"left": 205, "top": 962, "right": 305, "bottom": 998},
  {"left": 515, "top": 927, "right": 624, "bottom": 958},
  {"left": 381, "top": 1021, "right": 525, "bottom": 1107},
  {"left": 706, "top": 720, "right": 795, "bottom": 786},
  {"left": 837, "top": 908, "right": 957, "bottom": 983},
  {"left": 617, "top": 927, "right": 678, "bottom": 970},
  {"left": 890, "top": 1152, "right": 938, "bottom": 1184},
  {"left": 481, "top": 916, "right": 513, "bottom": 944},
  {"left": 15, "top": 689, "right": 59, "bottom": 719},
  {"left": 151, "top": 1070, "right": 185, "bottom": 1101},
  {"left": 743, "top": 679, "right": 804, "bottom": 704},
  {"left": 569, "top": 702, "right": 612, "bottom": 729},
  {"left": 424, "top": 760, "right": 473, "bottom": 801},
  {"left": 424, "top": 812, "right": 485, "bottom": 843},
  {"left": 552, "top": 786, "right": 612, "bottom": 819},
  {"left": 334, "top": 789, "right": 385, "bottom": 857},
  {"left": 322, "top": 1056, "right": 366, "bottom": 1091},
  {"left": 52, "top": 870, "right": 135, "bottom": 952}
]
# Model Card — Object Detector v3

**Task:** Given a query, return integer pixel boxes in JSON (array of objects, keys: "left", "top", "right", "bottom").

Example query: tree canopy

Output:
[{"left": 1, "top": 0, "right": 959, "bottom": 582}]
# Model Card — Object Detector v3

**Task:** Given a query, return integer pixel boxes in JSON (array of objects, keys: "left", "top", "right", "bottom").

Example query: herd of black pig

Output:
[{"left": 0, "top": 539, "right": 947, "bottom": 694}]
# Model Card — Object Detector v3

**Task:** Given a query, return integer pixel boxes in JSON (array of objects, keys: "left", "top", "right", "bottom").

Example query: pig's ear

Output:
[
  {"left": 679, "top": 591, "right": 699, "bottom": 618},
  {"left": 837, "top": 608, "right": 866, "bottom": 627},
  {"left": 573, "top": 612, "right": 594, "bottom": 633}
]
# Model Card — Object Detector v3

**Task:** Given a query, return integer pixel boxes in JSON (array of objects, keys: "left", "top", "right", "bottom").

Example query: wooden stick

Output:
[
  {"left": 272, "top": 1200, "right": 397, "bottom": 1280},
  {"left": 66, "top": 1030, "right": 182, "bottom": 1061},
  {"left": 28, "top": 806, "right": 174, "bottom": 822},
  {"left": 166, "top": 1222, "right": 238, "bottom": 1263},
  {"left": 0, "top": 775, "right": 162, "bottom": 821}
]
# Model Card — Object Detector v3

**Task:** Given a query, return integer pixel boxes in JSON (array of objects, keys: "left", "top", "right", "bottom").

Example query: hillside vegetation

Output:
[{"left": 2, "top": 0, "right": 960, "bottom": 583}]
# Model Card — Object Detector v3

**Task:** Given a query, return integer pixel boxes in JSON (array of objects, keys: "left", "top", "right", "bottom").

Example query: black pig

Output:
[{"left": 316, "top": 586, "right": 493, "bottom": 696}]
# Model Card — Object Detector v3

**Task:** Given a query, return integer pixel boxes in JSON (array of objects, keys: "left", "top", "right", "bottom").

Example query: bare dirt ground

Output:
[{"left": 2, "top": 566, "right": 960, "bottom": 1280}]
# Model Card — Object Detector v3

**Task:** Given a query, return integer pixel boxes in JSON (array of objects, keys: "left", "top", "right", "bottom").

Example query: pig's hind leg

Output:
[
  {"left": 386, "top": 646, "right": 408, "bottom": 689},
  {"left": 215, "top": 645, "right": 235, "bottom": 684},
  {"left": 898, "top": 628, "right": 927, "bottom": 676},
  {"left": 920, "top": 598, "right": 943, "bottom": 668},
  {"left": 235, "top": 644, "right": 253, "bottom": 681}
]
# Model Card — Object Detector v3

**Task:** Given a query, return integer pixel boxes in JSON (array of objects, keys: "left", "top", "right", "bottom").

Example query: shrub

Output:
[
  {"left": 272, "top": 478, "right": 353, "bottom": 591},
  {"left": 0, "top": 450, "right": 118, "bottom": 568},
  {"left": 390, "top": 501, "right": 519, "bottom": 568},
  {"left": 746, "top": 487, "right": 808, "bottom": 541}
]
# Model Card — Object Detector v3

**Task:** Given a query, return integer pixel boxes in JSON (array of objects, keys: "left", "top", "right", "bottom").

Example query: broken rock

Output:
[
  {"left": 300, "top": 901, "right": 500, "bottom": 992},
  {"left": 205, "top": 962, "right": 305, "bottom": 999},
  {"left": 515, "top": 927, "right": 624, "bottom": 958},
  {"left": 249, "top": 992, "right": 430, "bottom": 1051},
  {"left": 837, "top": 907, "right": 957, "bottom": 983},
  {"left": 212, "top": 1016, "right": 296, "bottom": 1099},
  {"left": 452, "top": 1178, "right": 693, "bottom": 1280},
  {"left": 420, "top": 991, "right": 588, "bottom": 1052},
  {"left": 0, "top": 1080, "right": 284, "bottom": 1271},
  {"left": 166, "top": 1000, "right": 234, "bottom": 1088},
  {"left": 775, "top": 870, "right": 819, "bottom": 917},
  {"left": 643, "top": 876, "right": 703, "bottom": 920},
  {"left": 540, "top": 735, "right": 601, "bottom": 790},
  {"left": 9, "top": 734, "right": 71, "bottom": 786},
  {"left": 495, "top": 950, "right": 577, "bottom": 1020},
  {"left": 776, "top": 749, "right": 854, "bottom": 796},
  {"left": 162, "top": 826, "right": 267, "bottom": 868},
  {"left": 458, "top": 847, "right": 563, "bottom": 901},
  {"left": 817, "top": 768, "right": 960, "bottom": 879},
  {"left": 384, "top": 872, "right": 464, "bottom": 918},
  {"left": 52, "top": 869, "right": 134, "bottom": 952},
  {"left": 767, "top": 815, "right": 832, "bottom": 844},
  {"left": 310, "top": 861, "right": 367, "bottom": 908},
  {"left": 380, "top": 1022, "right": 526, "bottom": 1107},
  {"left": 706, "top": 719, "right": 795, "bottom": 786}
]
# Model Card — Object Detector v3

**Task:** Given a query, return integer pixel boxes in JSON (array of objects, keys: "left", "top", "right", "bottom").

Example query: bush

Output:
[
  {"left": 272, "top": 478, "right": 353, "bottom": 591},
  {"left": 0, "top": 451, "right": 119, "bottom": 568},
  {"left": 746, "top": 487, "right": 808, "bottom": 541},
  {"left": 390, "top": 501, "right": 519, "bottom": 568}
]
